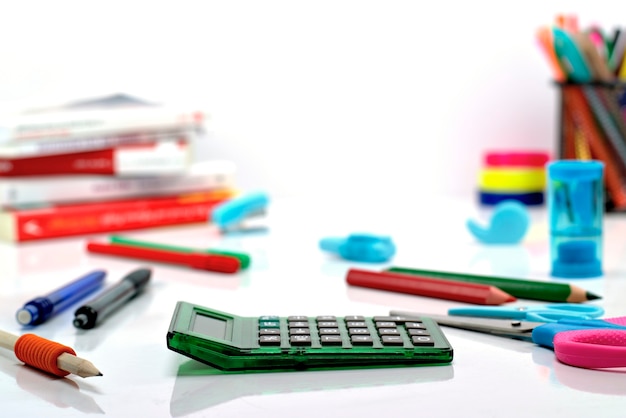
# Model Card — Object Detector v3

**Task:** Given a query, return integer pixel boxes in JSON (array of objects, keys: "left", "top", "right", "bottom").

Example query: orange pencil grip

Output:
[{"left": 14, "top": 333, "right": 76, "bottom": 377}]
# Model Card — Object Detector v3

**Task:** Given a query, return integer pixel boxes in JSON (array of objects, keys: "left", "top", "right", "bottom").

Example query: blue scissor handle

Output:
[
  {"left": 540, "top": 303, "right": 604, "bottom": 316},
  {"left": 449, "top": 304, "right": 604, "bottom": 323},
  {"left": 448, "top": 307, "right": 524, "bottom": 319},
  {"left": 526, "top": 304, "right": 604, "bottom": 322},
  {"left": 532, "top": 318, "right": 626, "bottom": 348}
]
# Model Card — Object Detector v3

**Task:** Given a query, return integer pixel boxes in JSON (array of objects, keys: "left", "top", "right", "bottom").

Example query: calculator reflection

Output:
[{"left": 169, "top": 360, "right": 454, "bottom": 416}]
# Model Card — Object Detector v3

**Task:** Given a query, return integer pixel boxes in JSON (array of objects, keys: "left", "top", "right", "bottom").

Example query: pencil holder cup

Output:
[
  {"left": 547, "top": 160, "right": 604, "bottom": 278},
  {"left": 555, "top": 81, "right": 626, "bottom": 212}
]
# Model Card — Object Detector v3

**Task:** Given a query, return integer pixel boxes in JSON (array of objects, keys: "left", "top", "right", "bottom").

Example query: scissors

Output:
[
  {"left": 389, "top": 309, "right": 626, "bottom": 369},
  {"left": 447, "top": 303, "right": 605, "bottom": 323}
]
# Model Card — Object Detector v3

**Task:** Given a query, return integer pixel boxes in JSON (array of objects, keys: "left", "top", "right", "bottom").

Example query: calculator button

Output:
[
  {"left": 378, "top": 328, "right": 399, "bottom": 335},
  {"left": 320, "top": 335, "right": 343, "bottom": 345},
  {"left": 259, "top": 321, "right": 280, "bottom": 328},
  {"left": 288, "top": 321, "right": 309, "bottom": 328},
  {"left": 411, "top": 336, "right": 435, "bottom": 346},
  {"left": 288, "top": 316, "right": 308, "bottom": 322},
  {"left": 408, "top": 329, "right": 431, "bottom": 336},
  {"left": 289, "top": 328, "right": 310, "bottom": 335},
  {"left": 346, "top": 321, "right": 367, "bottom": 328},
  {"left": 259, "top": 328, "right": 280, "bottom": 335},
  {"left": 259, "top": 335, "right": 281, "bottom": 345},
  {"left": 317, "top": 321, "right": 338, "bottom": 328},
  {"left": 316, "top": 316, "right": 336, "bottom": 321},
  {"left": 381, "top": 336, "right": 404, "bottom": 346},
  {"left": 375, "top": 321, "right": 397, "bottom": 328},
  {"left": 373, "top": 316, "right": 402, "bottom": 322},
  {"left": 318, "top": 328, "right": 340, "bottom": 335},
  {"left": 348, "top": 328, "right": 370, "bottom": 335},
  {"left": 344, "top": 316, "right": 365, "bottom": 321},
  {"left": 350, "top": 335, "right": 374, "bottom": 345},
  {"left": 290, "top": 335, "right": 312, "bottom": 345},
  {"left": 405, "top": 322, "right": 427, "bottom": 329},
  {"left": 259, "top": 316, "right": 280, "bottom": 321}
]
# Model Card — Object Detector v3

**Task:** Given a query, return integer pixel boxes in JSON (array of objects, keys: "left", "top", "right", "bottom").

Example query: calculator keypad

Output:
[{"left": 257, "top": 315, "right": 435, "bottom": 348}]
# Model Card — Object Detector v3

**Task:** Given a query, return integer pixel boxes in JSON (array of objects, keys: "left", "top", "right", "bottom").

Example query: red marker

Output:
[
  {"left": 86, "top": 242, "right": 240, "bottom": 273},
  {"left": 346, "top": 268, "right": 516, "bottom": 305}
]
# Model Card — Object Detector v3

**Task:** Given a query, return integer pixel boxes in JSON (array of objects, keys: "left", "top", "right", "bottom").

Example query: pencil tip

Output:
[{"left": 586, "top": 291, "right": 602, "bottom": 301}]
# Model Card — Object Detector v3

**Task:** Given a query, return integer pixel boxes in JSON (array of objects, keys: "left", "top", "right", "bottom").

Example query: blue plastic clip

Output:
[
  {"left": 466, "top": 200, "right": 530, "bottom": 245},
  {"left": 210, "top": 191, "right": 270, "bottom": 230},
  {"left": 319, "top": 233, "right": 396, "bottom": 263}
]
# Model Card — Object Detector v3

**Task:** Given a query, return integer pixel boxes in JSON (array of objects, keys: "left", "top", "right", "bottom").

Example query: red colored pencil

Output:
[
  {"left": 86, "top": 242, "right": 240, "bottom": 273},
  {"left": 346, "top": 268, "right": 516, "bottom": 305}
]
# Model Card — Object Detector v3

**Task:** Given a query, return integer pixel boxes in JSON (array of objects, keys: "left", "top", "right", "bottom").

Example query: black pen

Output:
[{"left": 73, "top": 268, "right": 152, "bottom": 329}]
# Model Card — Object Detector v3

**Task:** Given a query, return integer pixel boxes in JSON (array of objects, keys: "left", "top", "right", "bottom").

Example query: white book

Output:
[
  {"left": 0, "top": 129, "right": 192, "bottom": 158},
  {"left": 0, "top": 93, "right": 208, "bottom": 146},
  {"left": 0, "top": 160, "right": 236, "bottom": 207}
]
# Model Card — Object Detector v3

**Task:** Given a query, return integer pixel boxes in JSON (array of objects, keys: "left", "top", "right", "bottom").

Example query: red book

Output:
[
  {"left": 0, "top": 141, "right": 190, "bottom": 177},
  {"left": 0, "top": 189, "right": 234, "bottom": 242}
]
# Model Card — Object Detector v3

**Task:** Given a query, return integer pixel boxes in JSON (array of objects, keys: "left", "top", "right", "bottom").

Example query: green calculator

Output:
[{"left": 166, "top": 301, "right": 453, "bottom": 371}]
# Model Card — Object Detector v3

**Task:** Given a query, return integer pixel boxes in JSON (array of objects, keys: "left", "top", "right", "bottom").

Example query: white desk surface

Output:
[{"left": 1, "top": 195, "right": 626, "bottom": 418}]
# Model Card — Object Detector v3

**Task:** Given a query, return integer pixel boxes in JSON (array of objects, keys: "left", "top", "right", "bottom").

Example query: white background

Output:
[{"left": 0, "top": 1, "right": 623, "bottom": 198}]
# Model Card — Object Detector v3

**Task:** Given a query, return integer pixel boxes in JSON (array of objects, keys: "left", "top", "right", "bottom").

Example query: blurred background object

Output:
[{"left": 0, "top": 1, "right": 619, "bottom": 201}]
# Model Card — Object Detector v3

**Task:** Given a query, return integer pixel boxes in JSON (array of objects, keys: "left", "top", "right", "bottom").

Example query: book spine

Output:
[
  {"left": 1, "top": 107, "right": 205, "bottom": 144},
  {"left": 0, "top": 140, "right": 190, "bottom": 177},
  {"left": 0, "top": 129, "right": 192, "bottom": 158},
  {"left": 1, "top": 191, "right": 233, "bottom": 242},
  {"left": 0, "top": 161, "right": 236, "bottom": 206}
]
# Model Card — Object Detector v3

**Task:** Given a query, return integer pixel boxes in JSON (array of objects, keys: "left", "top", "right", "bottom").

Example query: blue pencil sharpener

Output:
[{"left": 547, "top": 160, "right": 604, "bottom": 278}]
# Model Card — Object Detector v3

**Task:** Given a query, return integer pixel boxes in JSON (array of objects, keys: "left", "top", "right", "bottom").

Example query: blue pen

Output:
[{"left": 16, "top": 270, "right": 106, "bottom": 326}]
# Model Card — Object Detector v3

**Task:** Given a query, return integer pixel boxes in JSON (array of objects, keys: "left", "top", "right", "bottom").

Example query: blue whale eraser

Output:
[{"left": 467, "top": 200, "right": 530, "bottom": 244}]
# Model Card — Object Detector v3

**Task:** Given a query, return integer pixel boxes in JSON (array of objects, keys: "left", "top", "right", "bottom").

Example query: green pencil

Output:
[
  {"left": 109, "top": 236, "right": 251, "bottom": 269},
  {"left": 386, "top": 266, "right": 601, "bottom": 303}
]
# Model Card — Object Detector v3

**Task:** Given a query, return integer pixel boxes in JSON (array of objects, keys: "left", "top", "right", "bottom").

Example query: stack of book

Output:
[{"left": 0, "top": 93, "right": 236, "bottom": 242}]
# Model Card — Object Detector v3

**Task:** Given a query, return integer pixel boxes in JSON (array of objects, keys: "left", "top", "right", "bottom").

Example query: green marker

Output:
[
  {"left": 386, "top": 266, "right": 601, "bottom": 303},
  {"left": 110, "top": 236, "right": 251, "bottom": 269}
]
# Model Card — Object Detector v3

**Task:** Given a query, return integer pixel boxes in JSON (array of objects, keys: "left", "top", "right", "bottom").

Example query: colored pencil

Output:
[
  {"left": 86, "top": 242, "right": 240, "bottom": 273},
  {"left": 109, "top": 235, "right": 251, "bottom": 269},
  {"left": 346, "top": 268, "right": 516, "bottom": 306},
  {"left": 386, "top": 267, "right": 601, "bottom": 303}
]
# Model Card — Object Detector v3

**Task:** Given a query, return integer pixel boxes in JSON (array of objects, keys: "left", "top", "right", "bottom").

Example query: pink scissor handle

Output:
[{"left": 554, "top": 329, "right": 626, "bottom": 369}]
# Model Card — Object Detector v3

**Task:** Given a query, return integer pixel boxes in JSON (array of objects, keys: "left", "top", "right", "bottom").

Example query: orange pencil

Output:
[
  {"left": 346, "top": 268, "right": 516, "bottom": 305},
  {"left": 536, "top": 26, "right": 567, "bottom": 82}
]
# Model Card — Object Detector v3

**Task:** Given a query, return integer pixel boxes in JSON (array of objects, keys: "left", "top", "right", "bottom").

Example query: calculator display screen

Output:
[{"left": 192, "top": 314, "right": 227, "bottom": 339}]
